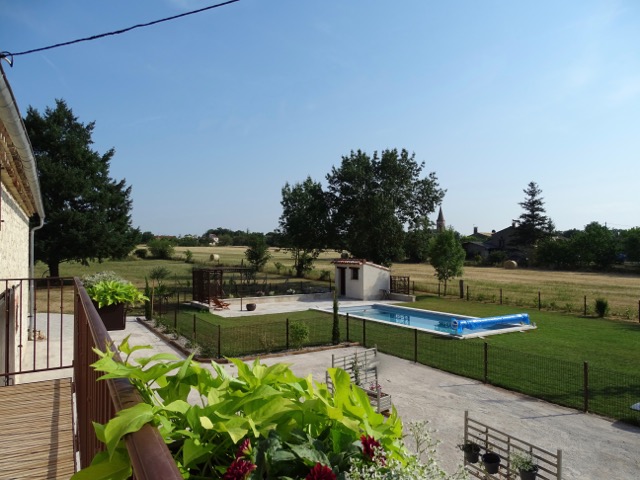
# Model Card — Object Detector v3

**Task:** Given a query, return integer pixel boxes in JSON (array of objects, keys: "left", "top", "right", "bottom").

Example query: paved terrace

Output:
[{"left": 106, "top": 299, "right": 640, "bottom": 480}]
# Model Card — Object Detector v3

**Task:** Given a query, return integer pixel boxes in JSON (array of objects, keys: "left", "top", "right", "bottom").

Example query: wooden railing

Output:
[{"left": 74, "top": 278, "right": 183, "bottom": 479}]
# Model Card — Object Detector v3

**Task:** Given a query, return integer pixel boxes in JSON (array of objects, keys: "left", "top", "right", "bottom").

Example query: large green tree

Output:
[
  {"left": 279, "top": 177, "right": 330, "bottom": 277},
  {"left": 513, "top": 181, "right": 554, "bottom": 248},
  {"left": 428, "top": 228, "right": 465, "bottom": 295},
  {"left": 572, "top": 222, "right": 618, "bottom": 270},
  {"left": 25, "top": 100, "right": 138, "bottom": 277},
  {"left": 326, "top": 149, "right": 445, "bottom": 266},
  {"left": 621, "top": 227, "right": 640, "bottom": 262}
]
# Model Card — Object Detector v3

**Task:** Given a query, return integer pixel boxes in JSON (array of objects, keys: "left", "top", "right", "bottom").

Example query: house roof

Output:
[
  {"left": 331, "top": 258, "right": 390, "bottom": 272},
  {"left": 0, "top": 62, "right": 44, "bottom": 219}
]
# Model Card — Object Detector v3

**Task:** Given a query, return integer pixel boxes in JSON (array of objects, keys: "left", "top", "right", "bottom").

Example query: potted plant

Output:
[
  {"left": 83, "top": 272, "right": 147, "bottom": 331},
  {"left": 511, "top": 451, "right": 538, "bottom": 480},
  {"left": 482, "top": 451, "right": 501, "bottom": 474},
  {"left": 457, "top": 440, "right": 481, "bottom": 464}
]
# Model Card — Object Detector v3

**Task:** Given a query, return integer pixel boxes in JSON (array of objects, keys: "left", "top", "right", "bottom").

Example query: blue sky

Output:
[{"left": 2, "top": 0, "right": 639, "bottom": 236}]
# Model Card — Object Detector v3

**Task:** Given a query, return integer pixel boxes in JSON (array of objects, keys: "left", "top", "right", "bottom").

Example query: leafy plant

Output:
[
  {"left": 72, "top": 338, "right": 410, "bottom": 480},
  {"left": 510, "top": 451, "right": 538, "bottom": 473},
  {"left": 289, "top": 321, "right": 309, "bottom": 349},
  {"left": 85, "top": 280, "right": 148, "bottom": 308},
  {"left": 595, "top": 298, "right": 609, "bottom": 318},
  {"left": 457, "top": 440, "right": 480, "bottom": 454}
]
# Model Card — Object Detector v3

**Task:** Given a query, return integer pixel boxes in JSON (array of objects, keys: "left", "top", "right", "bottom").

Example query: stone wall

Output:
[{"left": 0, "top": 185, "right": 30, "bottom": 280}]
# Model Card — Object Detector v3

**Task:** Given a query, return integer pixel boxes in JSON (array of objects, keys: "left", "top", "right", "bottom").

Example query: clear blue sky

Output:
[{"left": 2, "top": 0, "right": 639, "bottom": 236}]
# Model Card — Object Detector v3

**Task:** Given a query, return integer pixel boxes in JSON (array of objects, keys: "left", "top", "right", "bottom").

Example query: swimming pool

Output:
[{"left": 327, "top": 304, "right": 535, "bottom": 338}]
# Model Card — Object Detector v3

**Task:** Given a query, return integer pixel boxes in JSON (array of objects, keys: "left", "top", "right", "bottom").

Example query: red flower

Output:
[
  {"left": 305, "top": 463, "right": 336, "bottom": 480},
  {"left": 222, "top": 458, "right": 256, "bottom": 480},
  {"left": 236, "top": 438, "right": 252, "bottom": 459},
  {"left": 360, "top": 434, "right": 385, "bottom": 465}
]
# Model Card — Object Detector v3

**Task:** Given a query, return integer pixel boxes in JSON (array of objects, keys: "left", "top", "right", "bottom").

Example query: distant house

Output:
[
  {"left": 462, "top": 223, "right": 525, "bottom": 262},
  {"left": 332, "top": 258, "right": 390, "bottom": 300},
  {"left": 0, "top": 64, "right": 46, "bottom": 378}
]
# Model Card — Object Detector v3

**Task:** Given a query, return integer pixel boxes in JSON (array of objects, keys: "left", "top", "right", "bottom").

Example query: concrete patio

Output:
[{"left": 110, "top": 313, "right": 640, "bottom": 479}]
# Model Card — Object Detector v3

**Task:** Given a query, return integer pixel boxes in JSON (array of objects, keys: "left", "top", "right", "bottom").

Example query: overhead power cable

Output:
[{"left": 0, "top": 0, "right": 240, "bottom": 66}]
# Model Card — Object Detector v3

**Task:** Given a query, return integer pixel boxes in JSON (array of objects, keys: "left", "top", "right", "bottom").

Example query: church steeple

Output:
[{"left": 436, "top": 206, "right": 445, "bottom": 232}]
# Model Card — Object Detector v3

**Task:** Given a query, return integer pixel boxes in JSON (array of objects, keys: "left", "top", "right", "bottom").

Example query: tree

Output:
[
  {"left": 279, "top": 177, "right": 330, "bottom": 277},
  {"left": 148, "top": 238, "right": 175, "bottom": 259},
  {"left": 572, "top": 222, "right": 617, "bottom": 270},
  {"left": 331, "top": 289, "right": 340, "bottom": 345},
  {"left": 621, "top": 227, "right": 640, "bottom": 262},
  {"left": 25, "top": 100, "right": 137, "bottom": 277},
  {"left": 404, "top": 217, "right": 434, "bottom": 262},
  {"left": 326, "top": 149, "right": 445, "bottom": 266},
  {"left": 513, "top": 181, "right": 554, "bottom": 248},
  {"left": 245, "top": 234, "right": 271, "bottom": 271},
  {"left": 428, "top": 228, "right": 465, "bottom": 295}
]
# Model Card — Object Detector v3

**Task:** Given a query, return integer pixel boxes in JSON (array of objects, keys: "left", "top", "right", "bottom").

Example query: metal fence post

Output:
[
  {"left": 363, "top": 318, "right": 366, "bottom": 348},
  {"left": 286, "top": 318, "right": 290, "bottom": 350},
  {"left": 459, "top": 280, "right": 464, "bottom": 299},
  {"left": 414, "top": 329, "right": 418, "bottom": 363},
  {"left": 500, "top": 288, "right": 503, "bottom": 305},
  {"left": 483, "top": 342, "right": 488, "bottom": 384},
  {"left": 173, "top": 300, "right": 177, "bottom": 331},
  {"left": 538, "top": 291, "right": 541, "bottom": 310},
  {"left": 584, "top": 295, "right": 587, "bottom": 316},
  {"left": 466, "top": 285, "right": 469, "bottom": 301},
  {"left": 217, "top": 324, "right": 221, "bottom": 358},
  {"left": 193, "top": 314, "right": 196, "bottom": 342},
  {"left": 583, "top": 361, "right": 589, "bottom": 412},
  {"left": 346, "top": 313, "right": 350, "bottom": 342}
]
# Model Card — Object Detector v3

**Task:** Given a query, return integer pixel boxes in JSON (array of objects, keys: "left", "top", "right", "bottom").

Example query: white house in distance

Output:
[
  {"left": 332, "top": 258, "right": 390, "bottom": 300},
  {"left": 0, "top": 63, "right": 46, "bottom": 379}
]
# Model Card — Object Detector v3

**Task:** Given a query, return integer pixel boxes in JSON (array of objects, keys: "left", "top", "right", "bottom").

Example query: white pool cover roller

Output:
[{"left": 450, "top": 313, "right": 530, "bottom": 335}]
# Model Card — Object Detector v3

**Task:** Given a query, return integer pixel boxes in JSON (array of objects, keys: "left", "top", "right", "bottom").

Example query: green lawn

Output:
[{"left": 154, "top": 296, "right": 640, "bottom": 425}]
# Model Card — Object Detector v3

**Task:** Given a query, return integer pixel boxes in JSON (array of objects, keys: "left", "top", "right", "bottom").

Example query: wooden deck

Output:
[{"left": 0, "top": 378, "right": 75, "bottom": 479}]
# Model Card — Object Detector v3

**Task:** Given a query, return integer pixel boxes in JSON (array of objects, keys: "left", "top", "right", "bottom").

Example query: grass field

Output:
[{"left": 39, "top": 245, "right": 640, "bottom": 319}]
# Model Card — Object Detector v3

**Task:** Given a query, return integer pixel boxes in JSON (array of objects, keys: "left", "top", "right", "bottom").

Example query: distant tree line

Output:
[{"left": 475, "top": 181, "right": 640, "bottom": 272}]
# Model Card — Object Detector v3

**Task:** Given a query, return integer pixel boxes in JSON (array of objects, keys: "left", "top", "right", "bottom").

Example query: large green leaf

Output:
[
  {"left": 70, "top": 446, "right": 131, "bottom": 480},
  {"left": 104, "top": 403, "right": 155, "bottom": 457}
]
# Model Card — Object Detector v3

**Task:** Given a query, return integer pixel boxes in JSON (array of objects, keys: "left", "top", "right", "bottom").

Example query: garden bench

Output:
[{"left": 325, "top": 347, "right": 392, "bottom": 414}]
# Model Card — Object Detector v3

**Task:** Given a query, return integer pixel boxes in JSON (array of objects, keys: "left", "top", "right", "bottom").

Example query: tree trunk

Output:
[{"left": 48, "top": 261, "right": 60, "bottom": 278}]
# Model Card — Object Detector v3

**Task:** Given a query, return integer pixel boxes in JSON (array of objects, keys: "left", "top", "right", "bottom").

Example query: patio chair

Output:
[{"left": 212, "top": 297, "right": 230, "bottom": 310}]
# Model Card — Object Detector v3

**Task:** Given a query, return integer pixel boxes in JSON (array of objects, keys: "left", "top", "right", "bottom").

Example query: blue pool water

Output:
[{"left": 335, "top": 304, "right": 533, "bottom": 338}]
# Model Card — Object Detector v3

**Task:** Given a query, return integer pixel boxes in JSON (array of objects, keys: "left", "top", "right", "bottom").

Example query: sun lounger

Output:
[{"left": 212, "top": 298, "right": 230, "bottom": 310}]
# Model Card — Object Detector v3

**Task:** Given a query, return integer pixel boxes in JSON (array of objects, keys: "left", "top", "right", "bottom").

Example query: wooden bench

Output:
[{"left": 326, "top": 347, "right": 392, "bottom": 414}]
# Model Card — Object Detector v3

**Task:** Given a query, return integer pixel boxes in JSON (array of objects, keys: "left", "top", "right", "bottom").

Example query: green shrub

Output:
[
  {"left": 319, "top": 269, "right": 331, "bottom": 281},
  {"left": 147, "top": 238, "right": 175, "bottom": 259},
  {"left": 595, "top": 298, "right": 609, "bottom": 318},
  {"left": 289, "top": 321, "right": 309, "bottom": 349}
]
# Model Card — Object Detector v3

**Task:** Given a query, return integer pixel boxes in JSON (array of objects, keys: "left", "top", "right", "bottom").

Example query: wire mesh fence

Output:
[
  {"left": 150, "top": 305, "right": 640, "bottom": 427},
  {"left": 411, "top": 278, "right": 640, "bottom": 320}
]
